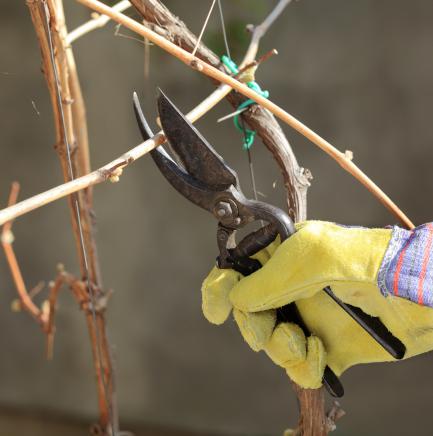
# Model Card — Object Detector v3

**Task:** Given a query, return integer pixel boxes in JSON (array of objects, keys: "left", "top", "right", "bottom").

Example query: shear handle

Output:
[
  {"left": 231, "top": 223, "right": 278, "bottom": 259},
  {"left": 231, "top": 245, "right": 345, "bottom": 398},
  {"left": 233, "top": 195, "right": 296, "bottom": 242}
]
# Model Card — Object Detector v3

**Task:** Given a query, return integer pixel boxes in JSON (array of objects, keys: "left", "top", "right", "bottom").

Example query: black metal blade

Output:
[
  {"left": 157, "top": 89, "right": 237, "bottom": 191},
  {"left": 133, "top": 92, "right": 172, "bottom": 160},
  {"left": 133, "top": 92, "right": 217, "bottom": 213}
]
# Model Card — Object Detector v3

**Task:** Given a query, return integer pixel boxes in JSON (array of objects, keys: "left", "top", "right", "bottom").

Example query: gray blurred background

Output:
[{"left": 1, "top": 0, "right": 433, "bottom": 435}]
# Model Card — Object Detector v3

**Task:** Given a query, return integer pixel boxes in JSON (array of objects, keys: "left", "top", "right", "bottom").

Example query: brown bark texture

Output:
[{"left": 26, "top": 1, "right": 117, "bottom": 434}]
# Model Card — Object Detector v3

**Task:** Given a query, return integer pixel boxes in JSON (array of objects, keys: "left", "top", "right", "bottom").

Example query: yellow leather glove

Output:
[{"left": 202, "top": 221, "right": 433, "bottom": 389}]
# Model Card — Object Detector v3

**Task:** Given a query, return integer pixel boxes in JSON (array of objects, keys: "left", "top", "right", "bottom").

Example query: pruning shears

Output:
[{"left": 133, "top": 90, "right": 406, "bottom": 398}]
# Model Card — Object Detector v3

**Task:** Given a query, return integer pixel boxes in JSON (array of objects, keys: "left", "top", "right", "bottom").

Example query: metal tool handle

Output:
[
  {"left": 231, "top": 223, "right": 278, "bottom": 259},
  {"left": 323, "top": 287, "right": 406, "bottom": 359},
  {"left": 232, "top": 256, "right": 344, "bottom": 398}
]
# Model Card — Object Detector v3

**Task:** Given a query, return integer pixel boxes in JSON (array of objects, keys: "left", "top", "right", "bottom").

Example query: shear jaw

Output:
[
  {"left": 157, "top": 89, "right": 238, "bottom": 191},
  {"left": 133, "top": 89, "right": 294, "bottom": 251}
]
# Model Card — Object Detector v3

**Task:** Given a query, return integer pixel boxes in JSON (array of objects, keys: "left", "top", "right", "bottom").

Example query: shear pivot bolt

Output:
[{"left": 215, "top": 201, "right": 233, "bottom": 218}]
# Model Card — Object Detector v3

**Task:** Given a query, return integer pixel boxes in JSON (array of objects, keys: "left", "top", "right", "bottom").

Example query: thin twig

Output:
[
  {"left": 1, "top": 182, "right": 46, "bottom": 325},
  {"left": 0, "top": 183, "right": 97, "bottom": 361},
  {"left": 67, "top": 0, "right": 131, "bottom": 44},
  {"left": 243, "top": 0, "right": 294, "bottom": 69},
  {"left": 28, "top": 281, "right": 46, "bottom": 299},
  {"left": 191, "top": 0, "right": 217, "bottom": 57},
  {"left": 326, "top": 401, "right": 346, "bottom": 432},
  {"left": 46, "top": 273, "right": 65, "bottom": 359},
  {"left": 217, "top": 107, "right": 247, "bottom": 123},
  {"left": 27, "top": 1, "right": 116, "bottom": 432},
  {"left": 114, "top": 23, "right": 146, "bottom": 44},
  {"left": 75, "top": 0, "right": 414, "bottom": 229},
  {"left": 235, "top": 48, "right": 278, "bottom": 80}
]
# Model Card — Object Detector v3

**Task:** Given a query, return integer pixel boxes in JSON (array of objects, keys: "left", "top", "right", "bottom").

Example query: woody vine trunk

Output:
[
  {"left": 130, "top": 0, "right": 329, "bottom": 434},
  {"left": 27, "top": 1, "right": 117, "bottom": 434}
]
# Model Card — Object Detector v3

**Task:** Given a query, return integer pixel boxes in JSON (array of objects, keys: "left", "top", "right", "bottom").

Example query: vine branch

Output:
[
  {"left": 26, "top": 0, "right": 116, "bottom": 433},
  {"left": 0, "top": 0, "right": 413, "bottom": 228},
  {"left": 75, "top": 0, "right": 414, "bottom": 229},
  {"left": 1, "top": 182, "right": 46, "bottom": 325},
  {"left": 0, "top": 2, "right": 287, "bottom": 226},
  {"left": 67, "top": 0, "right": 131, "bottom": 44}
]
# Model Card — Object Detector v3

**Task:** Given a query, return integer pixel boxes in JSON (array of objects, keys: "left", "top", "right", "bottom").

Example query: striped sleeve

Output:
[{"left": 378, "top": 223, "right": 433, "bottom": 307}]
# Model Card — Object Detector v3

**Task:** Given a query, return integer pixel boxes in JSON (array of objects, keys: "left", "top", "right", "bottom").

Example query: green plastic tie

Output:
[{"left": 221, "top": 55, "right": 269, "bottom": 150}]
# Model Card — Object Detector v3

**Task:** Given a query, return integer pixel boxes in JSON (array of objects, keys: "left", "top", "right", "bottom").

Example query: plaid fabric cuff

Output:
[{"left": 378, "top": 223, "right": 433, "bottom": 307}]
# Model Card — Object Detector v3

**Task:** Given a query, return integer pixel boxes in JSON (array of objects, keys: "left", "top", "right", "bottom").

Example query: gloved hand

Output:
[{"left": 202, "top": 221, "right": 433, "bottom": 389}]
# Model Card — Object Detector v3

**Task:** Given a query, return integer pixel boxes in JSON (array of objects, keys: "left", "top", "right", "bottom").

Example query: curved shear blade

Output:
[
  {"left": 133, "top": 92, "right": 172, "bottom": 161},
  {"left": 133, "top": 92, "right": 217, "bottom": 212},
  {"left": 157, "top": 89, "right": 237, "bottom": 191}
]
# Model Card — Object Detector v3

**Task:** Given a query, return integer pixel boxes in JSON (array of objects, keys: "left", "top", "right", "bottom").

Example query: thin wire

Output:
[
  {"left": 217, "top": 0, "right": 260, "bottom": 205},
  {"left": 42, "top": 3, "right": 115, "bottom": 435},
  {"left": 192, "top": 0, "right": 217, "bottom": 57},
  {"left": 247, "top": 148, "right": 259, "bottom": 202},
  {"left": 217, "top": 0, "right": 230, "bottom": 59},
  {"left": 217, "top": 107, "right": 247, "bottom": 123},
  {"left": 240, "top": 116, "right": 261, "bottom": 206}
]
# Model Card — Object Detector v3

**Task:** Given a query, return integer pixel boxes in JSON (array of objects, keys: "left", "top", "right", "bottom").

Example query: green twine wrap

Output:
[{"left": 221, "top": 55, "right": 269, "bottom": 150}]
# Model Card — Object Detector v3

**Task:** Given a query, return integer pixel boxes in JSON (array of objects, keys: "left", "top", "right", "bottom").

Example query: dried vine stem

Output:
[
  {"left": 1, "top": 183, "right": 46, "bottom": 325},
  {"left": 0, "top": 183, "right": 101, "bottom": 363},
  {"left": 26, "top": 0, "right": 116, "bottom": 433},
  {"left": 67, "top": 0, "right": 131, "bottom": 44},
  {"left": 75, "top": 0, "right": 414, "bottom": 229}
]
